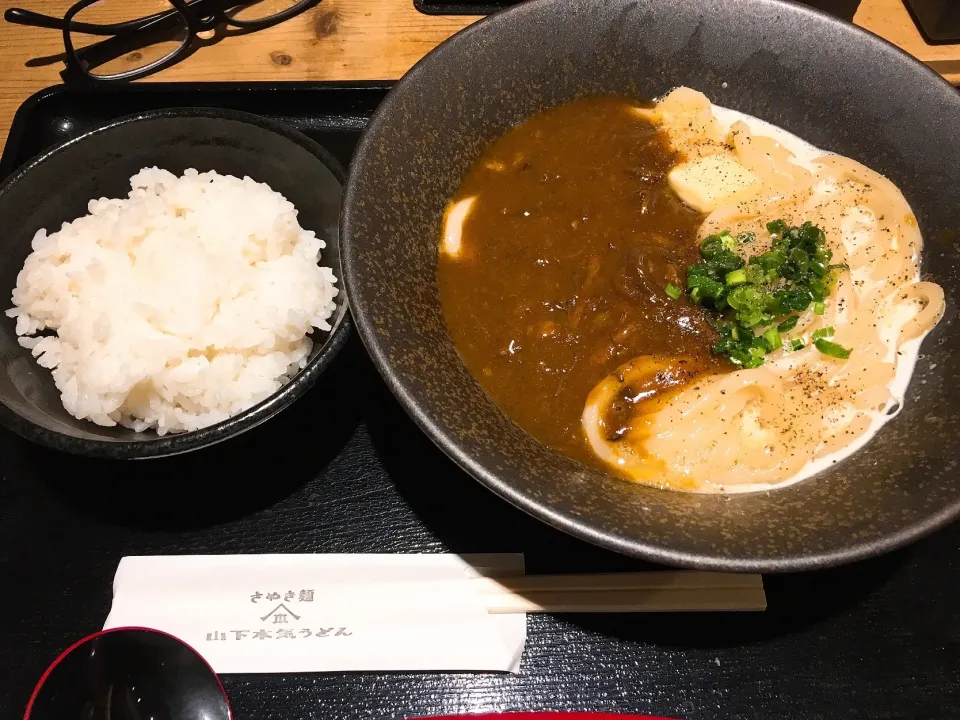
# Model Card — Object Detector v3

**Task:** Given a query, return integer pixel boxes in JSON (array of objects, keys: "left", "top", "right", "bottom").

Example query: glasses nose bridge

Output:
[
  {"left": 170, "top": 0, "right": 220, "bottom": 32},
  {"left": 195, "top": 13, "right": 219, "bottom": 30},
  {"left": 190, "top": 9, "right": 221, "bottom": 31}
]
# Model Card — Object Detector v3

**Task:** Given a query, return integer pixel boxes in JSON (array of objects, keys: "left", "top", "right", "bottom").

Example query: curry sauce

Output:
[{"left": 438, "top": 96, "right": 725, "bottom": 470}]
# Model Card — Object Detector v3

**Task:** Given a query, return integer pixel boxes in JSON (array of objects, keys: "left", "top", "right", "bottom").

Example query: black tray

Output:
[
  {"left": 1, "top": 83, "right": 958, "bottom": 720},
  {"left": 903, "top": 0, "right": 960, "bottom": 43},
  {"left": 413, "top": 0, "right": 863, "bottom": 19},
  {"left": 414, "top": 0, "right": 517, "bottom": 15}
]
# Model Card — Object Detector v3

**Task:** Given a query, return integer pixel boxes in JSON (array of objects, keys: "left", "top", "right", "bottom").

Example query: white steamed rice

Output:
[{"left": 6, "top": 167, "right": 339, "bottom": 434}]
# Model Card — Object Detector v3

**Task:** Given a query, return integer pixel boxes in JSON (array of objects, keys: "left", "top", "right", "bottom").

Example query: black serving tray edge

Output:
[
  {"left": 0, "top": 81, "right": 397, "bottom": 181},
  {"left": 413, "top": 0, "right": 516, "bottom": 15}
]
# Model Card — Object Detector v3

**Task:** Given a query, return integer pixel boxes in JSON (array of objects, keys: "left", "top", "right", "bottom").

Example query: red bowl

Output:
[{"left": 414, "top": 714, "right": 678, "bottom": 720}]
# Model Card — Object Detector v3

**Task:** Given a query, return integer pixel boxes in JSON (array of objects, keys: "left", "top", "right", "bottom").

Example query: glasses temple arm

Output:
[
  {"left": 72, "top": 12, "right": 187, "bottom": 71},
  {"left": 4, "top": 7, "right": 69, "bottom": 31},
  {"left": 5, "top": 6, "right": 181, "bottom": 36}
]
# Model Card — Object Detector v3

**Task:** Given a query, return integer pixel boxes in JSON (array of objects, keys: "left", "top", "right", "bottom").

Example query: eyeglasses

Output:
[{"left": 4, "top": 0, "right": 320, "bottom": 82}]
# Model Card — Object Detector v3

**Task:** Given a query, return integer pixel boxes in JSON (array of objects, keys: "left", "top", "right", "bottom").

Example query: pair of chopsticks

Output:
[{"left": 473, "top": 571, "right": 766, "bottom": 613}]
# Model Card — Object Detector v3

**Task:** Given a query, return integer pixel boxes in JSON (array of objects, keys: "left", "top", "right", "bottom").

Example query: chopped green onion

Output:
[
  {"left": 811, "top": 326, "right": 835, "bottom": 341},
  {"left": 686, "top": 219, "right": 840, "bottom": 370},
  {"left": 747, "top": 345, "right": 767, "bottom": 366},
  {"left": 745, "top": 264, "right": 766, "bottom": 285},
  {"left": 808, "top": 282, "right": 828, "bottom": 302},
  {"left": 762, "top": 328, "right": 782, "bottom": 352},
  {"left": 815, "top": 339, "right": 851, "bottom": 359},
  {"left": 755, "top": 250, "right": 786, "bottom": 272},
  {"left": 777, "top": 316, "right": 799, "bottom": 333},
  {"left": 700, "top": 233, "right": 739, "bottom": 259},
  {"left": 719, "top": 231, "right": 738, "bottom": 252},
  {"left": 665, "top": 283, "right": 682, "bottom": 299},
  {"left": 766, "top": 219, "right": 789, "bottom": 237},
  {"left": 712, "top": 250, "right": 745, "bottom": 273},
  {"left": 791, "top": 338, "right": 804, "bottom": 351},
  {"left": 687, "top": 273, "right": 725, "bottom": 299},
  {"left": 725, "top": 269, "right": 747, "bottom": 287}
]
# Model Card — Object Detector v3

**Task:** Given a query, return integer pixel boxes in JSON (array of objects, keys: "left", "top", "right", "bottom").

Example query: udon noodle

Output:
[{"left": 583, "top": 88, "right": 945, "bottom": 493}]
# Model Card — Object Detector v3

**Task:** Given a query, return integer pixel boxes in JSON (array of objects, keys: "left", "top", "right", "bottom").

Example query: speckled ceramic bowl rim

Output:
[
  {"left": 343, "top": 0, "right": 960, "bottom": 571},
  {"left": 0, "top": 107, "right": 351, "bottom": 459}
]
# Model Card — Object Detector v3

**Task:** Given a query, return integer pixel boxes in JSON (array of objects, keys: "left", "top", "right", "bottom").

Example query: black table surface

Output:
[
  {"left": 1, "top": 76, "right": 958, "bottom": 719},
  {"left": 2, "top": 335, "right": 958, "bottom": 720}
]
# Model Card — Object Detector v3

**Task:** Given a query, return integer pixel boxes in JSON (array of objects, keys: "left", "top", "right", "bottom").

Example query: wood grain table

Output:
[{"left": 0, "top": 0, "right": 957, "bottom": 149}]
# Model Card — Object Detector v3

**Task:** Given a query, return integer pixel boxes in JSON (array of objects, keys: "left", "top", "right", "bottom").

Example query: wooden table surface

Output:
[{"left": 0, "top": 0, "right": 956, "bottom": 148}]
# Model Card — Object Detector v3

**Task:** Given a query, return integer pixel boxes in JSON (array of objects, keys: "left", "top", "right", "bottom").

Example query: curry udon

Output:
[{"left": 439, "top": 88, "right": 944, "bottom": 493}]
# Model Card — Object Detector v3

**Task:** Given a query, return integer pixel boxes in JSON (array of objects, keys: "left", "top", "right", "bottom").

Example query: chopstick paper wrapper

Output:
[
  {"left": 103, "top": 554, "right": 765, "bottom": 674},
  {"left": 104, "top": 554, "right": 527, "bottom": 674}
]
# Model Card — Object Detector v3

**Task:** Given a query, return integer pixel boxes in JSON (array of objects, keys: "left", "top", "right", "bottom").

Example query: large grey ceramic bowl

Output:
[{"left": 342, "top": 0, "right": 960, "bottom": 571}]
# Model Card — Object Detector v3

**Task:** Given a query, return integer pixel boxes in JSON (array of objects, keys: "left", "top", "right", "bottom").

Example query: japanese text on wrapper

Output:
[
  {"left": 206, "top": 628, "right": 352, "bottom": 641},
  {"left": 205, "top": 588, "right": 352, "bottom": 641},
  {"left": 250, "top": 589, "right": 315, "bottom": 603}
]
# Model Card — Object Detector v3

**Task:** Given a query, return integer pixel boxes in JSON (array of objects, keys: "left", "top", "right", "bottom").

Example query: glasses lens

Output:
[
  {"left": 225, "top": 0, "right": 305, "bottom": 23},
  {"left": 70, "top": 0, "right": 188, "bottom": 79},
  {"left": 26, "top": 629, "right": 230, "bottom": 720}
]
